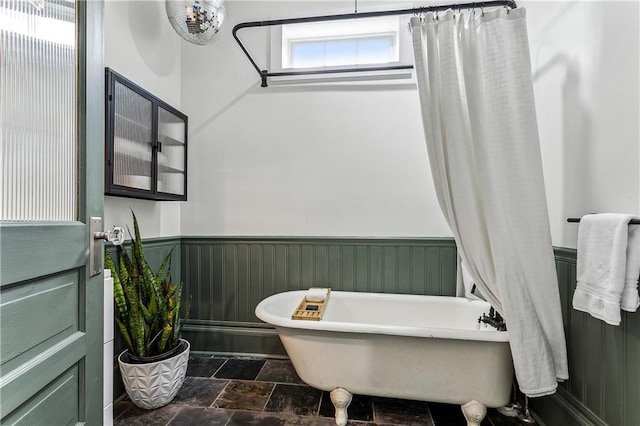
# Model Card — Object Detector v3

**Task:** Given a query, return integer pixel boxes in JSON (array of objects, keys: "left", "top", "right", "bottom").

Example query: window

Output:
[
  {"left": 269, "top": 15, "right": 413, "bottom": 83},
  {"left": 282, "top": 17, "right": 400, "bottom": 69},
  {"left": 289, "top": 35, "right": 396, "bottom": 68}
]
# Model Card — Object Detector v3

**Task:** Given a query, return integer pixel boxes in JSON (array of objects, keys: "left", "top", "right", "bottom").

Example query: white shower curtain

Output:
[{"left": 410, "top": 8, "right": 568, "bottom": 397}]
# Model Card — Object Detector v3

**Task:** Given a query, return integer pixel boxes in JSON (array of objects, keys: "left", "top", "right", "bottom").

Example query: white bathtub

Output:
[{"left": 255, "top": 290, "right": 514, "bottom": 426}]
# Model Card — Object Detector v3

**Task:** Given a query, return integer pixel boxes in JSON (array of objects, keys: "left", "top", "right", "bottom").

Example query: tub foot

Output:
[
  {"left": 330, "top": 387, "right": 352, "bottom": 426},
  {"left": 461, "top": 400, "right": 487, "bottom": 426}
]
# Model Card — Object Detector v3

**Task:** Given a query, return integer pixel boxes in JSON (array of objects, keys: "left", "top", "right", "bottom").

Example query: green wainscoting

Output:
[
  {"left": 109, "top": 238, "right": 640, "bottom": 426},
  {"left": 179, "top": 237, "right": 458, "bottom": 355},
  {"left": 532, "top": 247, "right": 640, "bottom": 426},
  {"left": 105, "top": 236, "right": 182, "bottom": 278}
]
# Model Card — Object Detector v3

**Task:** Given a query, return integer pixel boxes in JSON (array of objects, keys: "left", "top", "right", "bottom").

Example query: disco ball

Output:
[{"left": 165, "top": 0, "right": 225, "bottom": 45}]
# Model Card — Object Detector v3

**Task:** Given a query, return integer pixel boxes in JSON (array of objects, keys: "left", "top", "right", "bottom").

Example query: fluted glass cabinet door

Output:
[
  {"left": 157, "top": 107, "right": 186, "bottom": 196},
  {"left": 112, "top": 81, "right": 153, "bottom": 191},
  {"left": 105, "top": 68, "right": 187, "bottom": 200}
]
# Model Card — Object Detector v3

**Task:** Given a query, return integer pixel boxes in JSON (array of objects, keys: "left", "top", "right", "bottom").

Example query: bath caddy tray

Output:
[{"left": 291, "top": 289, "right": 331, "bottom": 321}]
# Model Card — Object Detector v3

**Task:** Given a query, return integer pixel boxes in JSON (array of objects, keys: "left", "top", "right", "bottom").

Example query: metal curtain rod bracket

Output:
[
  {"left": 567, "top": 217, "right": 640, "bottom": 225},
  {"left": 232, "top": 0, "right": 518, "bottom": 87}
]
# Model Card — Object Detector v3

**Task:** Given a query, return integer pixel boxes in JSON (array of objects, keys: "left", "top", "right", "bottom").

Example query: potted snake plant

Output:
[{"left": 104, "top": 211, "right": 190, "bottom": 410}]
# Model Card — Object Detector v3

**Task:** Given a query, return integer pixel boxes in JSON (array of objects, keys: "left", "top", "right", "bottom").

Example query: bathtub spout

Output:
[
  {"left": 478, "top": 307, "right": 507, "bottom": 331},
  {"left": 330, "top": 388, "right": 352, "bottom": 426},
  {"left": 461, "top": 400, "right": 487, "bottom": 426}
]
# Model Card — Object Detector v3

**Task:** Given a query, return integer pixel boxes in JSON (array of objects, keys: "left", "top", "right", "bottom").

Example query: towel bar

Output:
[{"left": 567, "top": 217, "right": 640, "bottom": 225}]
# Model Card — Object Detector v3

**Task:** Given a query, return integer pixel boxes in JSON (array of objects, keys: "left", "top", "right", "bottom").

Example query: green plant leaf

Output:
[
  {"left": 118, "top": 244, "right": 134, "bottom": 282},
  {"left": 130, "top": 210, "right": 146, "bottom": 272},
  {"left": 110, "top": 210, "right": 187, "bottom": 358},
  {"left": 116, "top": 318, "right": 133, "bottom": 351},
  {"left": 172, "top": 282, "right": 183, "bottom": 342},
  {"left": 157, "top": 245, "right": 175, "bottom": 285},
  {"left": 145, "top": 260, "right": 168, "bottom": 325},
  {"left": 105, "top": 251, "right": 128, "bottom": 323},
  {"left": 158, "top": 324, "right": 172, "bottom": 353},
  {"left": 122, "top": 277, "right": 145, "bottom": 356},
  {"left": 139, "top": 300, "right": 153, "bottom": 324}
]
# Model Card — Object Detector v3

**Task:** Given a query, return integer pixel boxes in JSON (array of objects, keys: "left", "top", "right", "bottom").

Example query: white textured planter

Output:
[{"left": 118, "top": 339, "right": 190, "bottom": 410}]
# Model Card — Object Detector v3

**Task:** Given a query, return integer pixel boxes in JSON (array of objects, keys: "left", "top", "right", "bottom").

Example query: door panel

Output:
[
  {"left": 0, "top": 224, "right": 85, "bottom": 288},
  {"left": 1, "top": 271, "right": 79, "bottom": 366},
  {"left": 0, "top": 334, "right": 85, "bottom": 418},
  {"left": 0, "top": 0, "right": 104, "bottom": 424},
  {"left": 3, "top": 366, "right": 80, "bottom": 425}
]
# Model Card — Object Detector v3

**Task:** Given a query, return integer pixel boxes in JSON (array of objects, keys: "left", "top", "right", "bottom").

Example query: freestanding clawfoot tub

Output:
[{"left": 255, "top": 290, "right": 513, "bottom": 426}]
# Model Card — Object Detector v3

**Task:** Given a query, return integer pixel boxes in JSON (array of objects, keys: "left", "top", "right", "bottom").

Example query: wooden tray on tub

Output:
[{"left": 291, "top": 288, "right": 331, "bottom": 321}]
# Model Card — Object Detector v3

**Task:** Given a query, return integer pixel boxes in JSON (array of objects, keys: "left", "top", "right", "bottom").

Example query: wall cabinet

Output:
[{"left": 105, "top": 68, "right": 187, "bottom": 200}]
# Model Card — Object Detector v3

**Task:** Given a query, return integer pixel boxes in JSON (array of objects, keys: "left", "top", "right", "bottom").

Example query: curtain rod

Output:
[
  {"left": 567, "top": 218, "right": 640, "bottom": 225},
  {"left": 232, "top": 0, "right": 518, "bottom": 87}
]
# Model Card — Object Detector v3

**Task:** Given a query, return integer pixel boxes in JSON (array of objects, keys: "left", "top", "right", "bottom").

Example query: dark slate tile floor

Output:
[{"left": 114, "top": 355, "right": 536, "bottom": 426}]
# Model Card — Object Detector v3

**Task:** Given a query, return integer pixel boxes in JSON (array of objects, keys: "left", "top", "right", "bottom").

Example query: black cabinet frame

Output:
[{"left": 105, "top": 68, "right": 188, "bottom": 201}]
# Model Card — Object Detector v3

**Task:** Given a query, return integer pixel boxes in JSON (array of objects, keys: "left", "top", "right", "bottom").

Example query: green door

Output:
[{"left": 0, "top": 1, "right": 105, "bottom": 424}]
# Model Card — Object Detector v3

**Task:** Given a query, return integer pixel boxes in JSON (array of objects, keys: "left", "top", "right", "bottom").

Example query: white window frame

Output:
[
  {"left": 269, "top": 15, "right": 413, "bottom": 85},
  {"left": 282, "top": 17, "right": 400, "bottom": 69}
]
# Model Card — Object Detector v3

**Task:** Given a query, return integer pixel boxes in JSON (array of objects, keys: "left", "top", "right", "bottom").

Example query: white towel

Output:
[
  {"left": 621, "top": 225, "right": 640, "bottom": 312},
  {"left": 572, "top": 213, "right": 637, "bottom": 325},
  {"left": 306, "top": 288, "right": 328, "bottom": 303}
]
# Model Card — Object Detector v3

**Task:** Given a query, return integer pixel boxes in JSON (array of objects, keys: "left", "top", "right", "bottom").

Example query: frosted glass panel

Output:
[
  {"left": 0, "top": 0, "right": 77, "bottom": 221},
  {"left": 157, "top": 107, "right": 185, "bottom": 196},
  {"left": 113, "top": 81, "right": 153, "bottom": 190},
  {"left": 290, "top": 35, "right": 395, "bottom": 68}
]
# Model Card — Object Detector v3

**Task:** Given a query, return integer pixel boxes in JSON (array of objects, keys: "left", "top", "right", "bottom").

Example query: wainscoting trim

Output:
[
  {"left": 181, "top": 320, "right": 287, "bottom": 358},
  {"left": 531, "top": 387, "right": 608, "bottom": 426},
  {"left": 531, "top": 247, "right": 640, "bottom": 426},
  {"left": 111, "top": 239, "right": 638, "bottom": 426}
]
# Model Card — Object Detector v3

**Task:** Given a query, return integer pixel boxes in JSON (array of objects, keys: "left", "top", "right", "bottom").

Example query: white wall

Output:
[
  {"left": 109, "top": 0, "right": 639, "bottom": 245},
  {"left": 179, "top": 0, "right": 451, "bottom": 237},
  {"left": 526, "top": 1, "right": 640, "bottom": 248},
  {"left": 179, "top": 0, "right": 638, "bottom": 244},
  {"left": 103, "top": 0, "right": 183, "bottom": 238}
]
